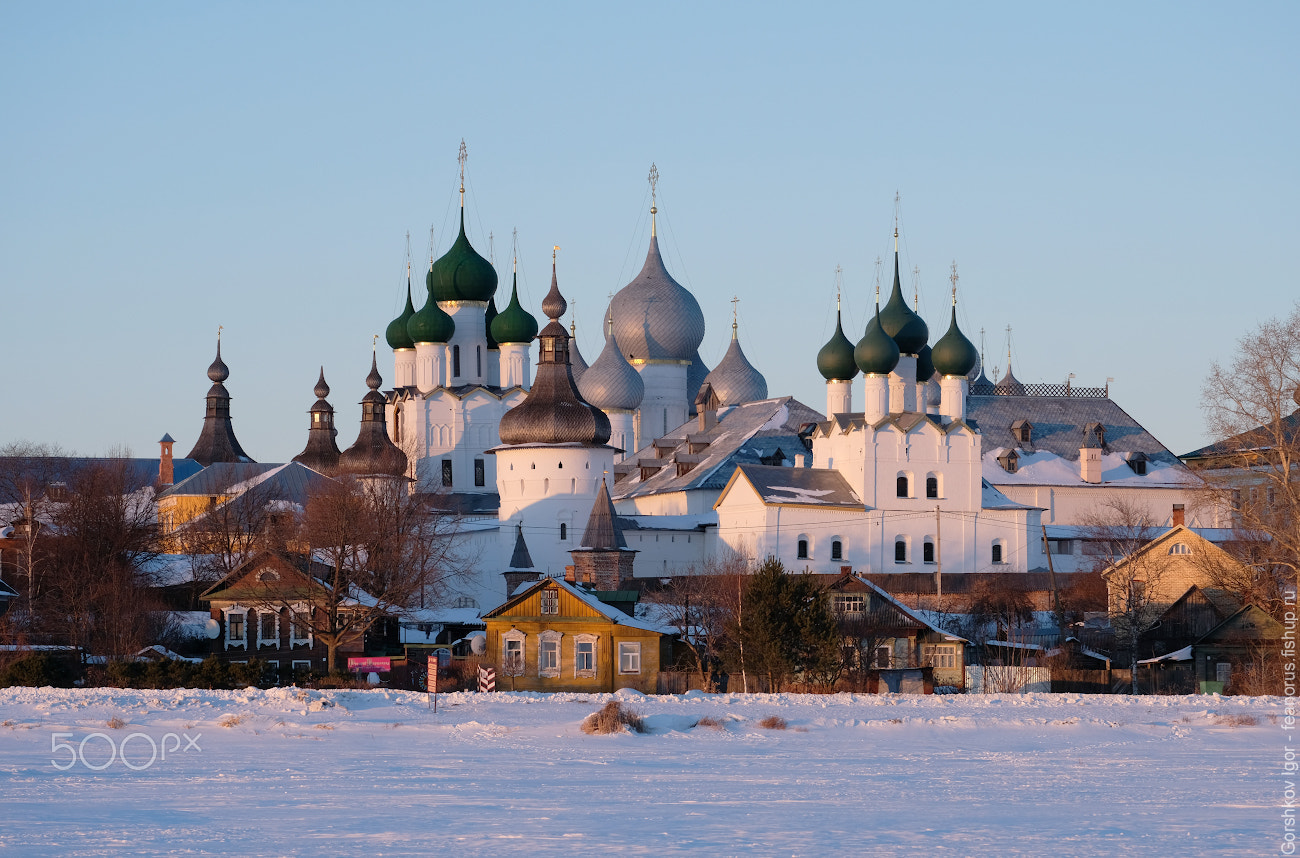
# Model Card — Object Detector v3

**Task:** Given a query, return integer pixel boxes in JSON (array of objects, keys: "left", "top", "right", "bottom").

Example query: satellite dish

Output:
[
  {"left": 205, "top": 619, "right": 221, "bottom": 640},
  {"left": 469, "top": 633, "right": 487, "bottom": 655}
]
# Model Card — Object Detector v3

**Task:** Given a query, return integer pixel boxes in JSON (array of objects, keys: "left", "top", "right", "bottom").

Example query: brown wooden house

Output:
[{"left": 481, "top": 577, "right": 675, "bottom": 693}]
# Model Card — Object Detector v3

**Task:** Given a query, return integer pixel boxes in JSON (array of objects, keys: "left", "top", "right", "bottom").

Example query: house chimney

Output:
[
  {"left": 794, "top": 453, "right": 806, "bottom": 468},
  {"left": 1172, "top": 504, "right": 1185, "bottom": 527},
  {"left": 158, "top": 434, "right": 175, "bottom": 486}
]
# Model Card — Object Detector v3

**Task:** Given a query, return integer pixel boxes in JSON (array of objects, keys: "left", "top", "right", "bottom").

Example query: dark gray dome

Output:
[
  {"left": 703, "top": 330, "right": 767, "bottom": 405},
  {"left": 609, "top": 236, "right": 705, "bottom": 362},
  {"left": 579, "top": 331, "right": 645, "bottom": 412}
]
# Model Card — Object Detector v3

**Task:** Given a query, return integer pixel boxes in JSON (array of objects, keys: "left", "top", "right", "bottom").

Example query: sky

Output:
[{"left": 2, "top": 2, "right": 1296, "bottom": 462}]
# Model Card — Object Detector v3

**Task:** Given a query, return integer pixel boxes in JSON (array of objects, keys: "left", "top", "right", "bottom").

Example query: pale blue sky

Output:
[{"left": 2, "top": 2, "right": 1295, "bottom": 461}]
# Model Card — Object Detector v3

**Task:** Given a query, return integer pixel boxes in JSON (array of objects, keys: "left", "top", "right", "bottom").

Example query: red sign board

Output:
[
  {"left": 427, "top": 654, "right": 438, "bottom": 694},
  {"left": 347, "top": 656, "right": 392, "bottom": 672}
]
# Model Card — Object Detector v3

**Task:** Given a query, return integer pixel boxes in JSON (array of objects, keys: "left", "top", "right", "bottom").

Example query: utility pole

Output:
[{"left": 1041, "top": 523, "right": 1067, "bottom": 645}]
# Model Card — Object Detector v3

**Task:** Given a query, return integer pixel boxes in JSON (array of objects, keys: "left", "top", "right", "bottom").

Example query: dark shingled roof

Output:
[
  {"left": 613, "top": 397, "right": 823, "bottom": 500},
  {"left": 185, "top": 340, "right": 255, "bottom": 467},
  {"left": 508, "top": 522, "right": 534, "bottom": 570},
  {"left": 728, "top": 464, "right": 861, "bottom": 507},
  {"left": 158, "top": 461, "right": 333, "bottom": 504},
  {"left": 966, "top": 393, "right": 1183, "bottom": 467},
  {"left": 579, "top": 480, "right": 627, "bottom": 550}
]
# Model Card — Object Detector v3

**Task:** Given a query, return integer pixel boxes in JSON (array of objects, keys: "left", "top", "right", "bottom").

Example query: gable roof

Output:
[
  {"left": 968, "top": 392, "right": 1196, "bottom": 487},
  {"left": 833, "top": 573, "right": 968, "bottom": 642},
  {"left": 483, "top": 576, "right": 675, "bottom": 634},
  {"left": 714, "top": 464, "right": 861, "bottom": 510},
  {"left": 159, "top": 461, "right": 334, "bottom": 503},
  {"left": 1098, "top": 524, "right": 1241, "bottom": 580},
  {"left": 612, "top": 397, "right": 823, "bottom": 500}
]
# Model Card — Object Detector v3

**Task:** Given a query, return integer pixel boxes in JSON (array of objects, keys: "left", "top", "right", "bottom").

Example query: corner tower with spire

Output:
[
  {"left": 493, "top": 247, "right": 617, "bottom": 578},
  {"left": 184, "top": 329, "right": 254, "bottom": 466}
]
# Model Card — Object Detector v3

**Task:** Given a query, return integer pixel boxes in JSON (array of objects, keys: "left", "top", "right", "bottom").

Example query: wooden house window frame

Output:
[
  {"left": 618, "top": 641, "right": 642, "bottom": 675},
  {"left": 538, "top": 630, "right": 562, "bottom": 678},
  {"left": 540, "top": 588, "right": 559, "bottom": 615},
  {"left": 574, "top": 634, "right": 597, "bottom": 677},
  {"left": 289, "top": 602, "right": 313, "bottom": 648},
  {"left": 923, "top": 644, "right": 958, "bottom": 670},
  {"left": 257, "top": 610, "right": 279, "bottom": 649},
  {"left": 224, "top": 606, "right": 248, "bottom": 650}
]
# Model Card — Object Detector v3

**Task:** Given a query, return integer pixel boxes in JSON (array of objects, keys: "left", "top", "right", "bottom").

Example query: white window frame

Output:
[
  {"left": 257, "top": 609, "right": 279, "bottom": 649},
  {"left": 538, "top": 630, "right": 561, "bottom": 678},
  {"left": 618, "top": 641, "right": 642, "bottom": 675},
  {"left": 833, "top": 594, "right": 864, "bottom": 615},
  {"left": 539, "top": 588, "right": 559, "bottom": 615},
  {"left": 291, "top": 660, "right": 312, "bottom": 673},
  {"left": 923, "top": 644, "right": 958, "bottom": 670},
  {"left": 574, "top": 634, "right": 597, "bottom": 678},
  {"left": 502, "top": 629, "right": 526, "bottom": 675},
  {"left": 874, "top": 645, "right": 892, "bottom": 669},
  {"left": 224, "top": 605, "right": 248, "bottom": 650},
  {"left": 289, "top": 602, "right": 313, "bottom": 648}
]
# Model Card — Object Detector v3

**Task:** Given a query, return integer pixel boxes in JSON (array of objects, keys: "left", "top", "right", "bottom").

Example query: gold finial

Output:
[
  {"left": 950, "top": 261, "right": 959, "bottom": 305},
  {"left": 372, "top": 333, "right": 379, "bottom": 354},
  {"left": 648, "top": 163, "right": 659, "bottom": 237},
  {"left": 457, "top": 139, "right": 467, "bottom": 205},
  {"left": 730, "top": 295, "right": 739, "bottom": 339},
  {"left": 217, "top": 324, "right": 223, "bottom": 343},
  {"left": 553, "top": 245, "right": 560, "bottom": 263}
]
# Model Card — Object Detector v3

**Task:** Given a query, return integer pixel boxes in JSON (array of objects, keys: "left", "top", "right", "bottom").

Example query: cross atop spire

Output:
[
  {"left": 912, "top": 265, "right": 920, "bottom": 310},
  {"left": 873, "top": 256, "right": 883, "bottom": 304},
  {"left": 950, "top": 261, "right": 959, "bottom": 305},
  {"left": 457, "top": 139, "right": 467, "bottom": 204},
  {"left": 511, "top": 227, "right": 518, "bottom": 272},
  {"left": 648, "top": 163, "right": 659, "bottom": 237},
  {"left": 405, "top": 230, "right": 411, "bottom": 280},
  {"left": 428, "top": 225, "right": 436, "bottom": 266},
  {"left": 217, "top": 324, "right": 223, "bottom": 344},
  {"left": 834, "top": 264, "right": 843, "bottom": 311},
  {"left": 488, "top": 231, "right": 494, "bottom": 267},
  {"left": 730, "top": 295, "right": 740, "bottom": 339}
]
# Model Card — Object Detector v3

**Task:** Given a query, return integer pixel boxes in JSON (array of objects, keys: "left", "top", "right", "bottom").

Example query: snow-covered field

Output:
[{"left": 0, "top": 686, "right": 1283, "bottom": 856}]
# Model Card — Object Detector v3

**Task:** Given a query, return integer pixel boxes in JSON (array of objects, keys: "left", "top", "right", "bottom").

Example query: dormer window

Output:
[
  {"left": 1127, "top": 452, "right": 1148, "bottom": 476},
  {"left": 1083, "top": 422, "right": 1106, "bottom": 449},
  {"left": 1011, "top": 420, "right": 1033, "bottom": 445},
  {"left": 997, "top": 450, "right": 1020, "bottom": 474}
]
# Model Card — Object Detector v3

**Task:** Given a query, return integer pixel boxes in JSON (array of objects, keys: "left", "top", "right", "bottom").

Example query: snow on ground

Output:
[{"left": 0, "top": 687, "right": 1283, "bottom": 856}]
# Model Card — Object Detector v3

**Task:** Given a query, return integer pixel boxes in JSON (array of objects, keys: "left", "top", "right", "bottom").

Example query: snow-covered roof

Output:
[
  {"left": 612, "top": 397, "right": 823, "bottom": 501},
  {"left": 489, "top": 577, "right": 676, "bottom": 635},
  {"left": 980, "top": 480, "right": 1038, "bottom": 510},
  {"left": 1139, "top": 645, "right": 1193, "bottom": 664},
  {"left": 851, "top": 575, "right": 968, "bottom": 642},
  {"left": 720, "top": 464, "right": 861, "bottom": 509}
]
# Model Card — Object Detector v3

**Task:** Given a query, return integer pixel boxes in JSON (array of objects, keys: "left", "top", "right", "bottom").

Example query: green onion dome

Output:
[
  {"left": 931, "top": 306, "right": 979, "bottom": 377},
  {"left": 385, "top": 279, "right": 417, "bottom": 350},
  {"left": 817, "top": 309, "right": 859, "bottom": 381},
  {"left": 855, "top": 304, "right": 900, "bottom": 375},
  {"left": 916, "top": 343, "right": 935, "bottom": 383},
  {"left": 879, "top": 252, "right": 929, "bottom": 355},
  {"left": 490, "top": 275, "right": 539, "bottom": 344},
  {"left": 407, "top": 263, "right": 455, "bottom": 344},
  {"left": 484, "top": 296, "right": 500, "bottom": 350},
  {"left": 431, "top": 210, "right": 498, "bottom": 303}
]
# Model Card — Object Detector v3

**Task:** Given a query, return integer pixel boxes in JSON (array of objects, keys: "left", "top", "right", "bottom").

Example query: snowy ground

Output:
[{"left": 0, "top": 686, "right": 1284, "bottom": 856}]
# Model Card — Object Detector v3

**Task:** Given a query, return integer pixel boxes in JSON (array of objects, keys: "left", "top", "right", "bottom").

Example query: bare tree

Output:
[
  {"left": 1081, "top": 497, "right": 1167, "bottom": 692},
  {"left": 1199, "top": 301, "right": 1300, "bottom": 616},
  {"left": 254, "top": 477, "right": 466, "bottom": 673},
  {"left": 644, "top": 549, "right": 748, "bottom": 691},
  {"left": 0, "top": 442, "right": 70, "bottom": 613},
  {"left": 39, "top": 459, "right": 162, "bottom": 657}
]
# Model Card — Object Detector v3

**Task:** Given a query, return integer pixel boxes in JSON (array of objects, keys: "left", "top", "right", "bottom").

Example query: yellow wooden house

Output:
[{"left": 482, "top": 577, "right": 675, "bottom": 693}]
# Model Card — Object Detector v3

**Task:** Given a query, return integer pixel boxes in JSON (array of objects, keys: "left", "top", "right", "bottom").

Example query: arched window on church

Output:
[
  {"left": 476, "top": 345, "right": 482, "bottom": 377},
  {"left": 991, "top": 542, "right": 1005, "bottom": 564},
  {"left": 797, "top": 538, "right": 809, "bottom": 559},
  {"left": 923, "top": 539, "right": 935, "bottom": 564},
  {"left": 559, "top": 523, "right": 567, "bottom": 540},
  {"left": 453, "top": 345, "right": 461, "bottom": 378},
  {"left": 897, "top": 475, "right": 910, "bottom": 498},
  {"left": 926, "top": 475, "right": 938, "bottom": 499}
]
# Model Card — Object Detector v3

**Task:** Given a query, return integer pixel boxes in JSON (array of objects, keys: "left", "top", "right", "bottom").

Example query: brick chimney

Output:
[
  {"left": 1172, "top": 504, "right": 1185, "bottom": 527},
  {"left": 158, "top": 434, "right": 175, "bottom": 486}
]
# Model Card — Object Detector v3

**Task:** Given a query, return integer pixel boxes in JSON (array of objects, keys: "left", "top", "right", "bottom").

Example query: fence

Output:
[
  {"left": 965, "top": 665, "right": 1052, "bottom": 693},
  {"left": 970, "top": 382, "right": 1108, "bottom": 398}
]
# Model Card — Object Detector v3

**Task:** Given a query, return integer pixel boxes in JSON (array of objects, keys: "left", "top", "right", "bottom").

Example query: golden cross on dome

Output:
[
  {"left": 730, "top": 295, "right": 740, "bottom": 338},
  {"left": 834, "top": 264, "right": 843, "bottom": 311},
  {"left": 950, "top": 261, "right": 959, "bottom": 305},
  {"left": 648, "top": 163, "right": 659, "bottom": 236},
  {"left": 372, "top": 333, "right": 379, "bottom": 354},
  {"left": 457, "top": 139, "right": 467, "bottom": 197}
]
